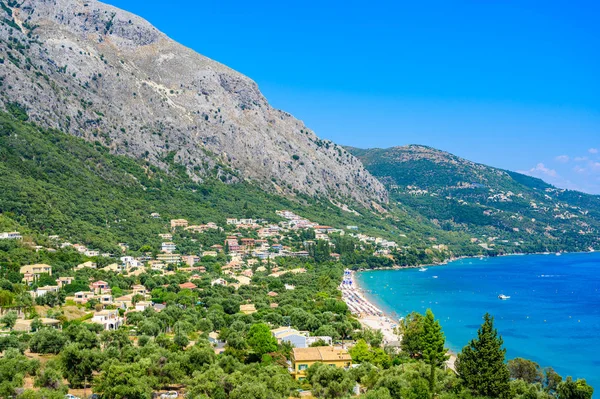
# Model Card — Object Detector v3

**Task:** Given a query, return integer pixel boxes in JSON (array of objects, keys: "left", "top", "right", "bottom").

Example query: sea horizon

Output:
[{"left": 355, "top": 252, "right": 600, "bottom": 390}]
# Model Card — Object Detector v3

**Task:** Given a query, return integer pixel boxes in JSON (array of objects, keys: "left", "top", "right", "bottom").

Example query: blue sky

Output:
[{"left": 107, "top": 0, "right": 600, "bottom": 194}]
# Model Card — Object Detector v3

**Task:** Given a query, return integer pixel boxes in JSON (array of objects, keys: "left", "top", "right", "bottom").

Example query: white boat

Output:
[
  {"left": 498, "top": 294, "right": 510, "bottom": 300},
  {"left": 432, "top": 276, "right": 438, "bottom": 279},
  {"left": 555, "top": 252, "right": 562, "bottom": 256},
  {"left": 418, "top": 267, "right": 427, "bottom": 272}
]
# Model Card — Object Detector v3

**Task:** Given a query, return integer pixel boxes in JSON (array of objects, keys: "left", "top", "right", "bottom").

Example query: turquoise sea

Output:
[{"left": 355, "top": 252, "right": 600, "bottom": 390}]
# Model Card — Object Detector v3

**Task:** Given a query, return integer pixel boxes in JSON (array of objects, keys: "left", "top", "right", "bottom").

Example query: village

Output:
[{"left": 0, "top": 209, "right": 409, "bottom": 394}]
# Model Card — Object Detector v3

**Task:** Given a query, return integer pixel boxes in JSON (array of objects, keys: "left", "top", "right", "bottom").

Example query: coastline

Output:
[
  {"left": 350, "top": 251, "right": 600, "bottom": 377},
  {"left": 345, "top": 269, "right": 460, "bottom": 371},
  {"left": 341, "top": 270, "right": 399, "bottom": 345},
  {"left": 356, "top": 249, "right": 594, "bottom": 274}
]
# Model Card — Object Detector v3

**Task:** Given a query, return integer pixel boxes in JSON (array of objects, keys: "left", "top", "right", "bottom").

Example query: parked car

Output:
[
  {"left": 65, "top": 395, "right": 81, "bottom": 399},
  {"left": 160, "top": 392, "right": 178, "bottom": 399}
]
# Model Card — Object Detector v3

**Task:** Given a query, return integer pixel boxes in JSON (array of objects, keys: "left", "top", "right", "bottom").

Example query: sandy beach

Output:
[
  {"left": 342, "top": 269, "right": 457, "bottom": 371},
  {"left": 341, "top": 269, "right": 399, "bottom": 344}
]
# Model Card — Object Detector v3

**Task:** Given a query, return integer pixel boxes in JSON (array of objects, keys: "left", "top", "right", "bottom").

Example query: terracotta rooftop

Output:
[
  {"left": 179, "top": 282, "right": 197, "bottom": 289},
  {"left": 292, "top": 346, "right": 351, "bottom": 362}
]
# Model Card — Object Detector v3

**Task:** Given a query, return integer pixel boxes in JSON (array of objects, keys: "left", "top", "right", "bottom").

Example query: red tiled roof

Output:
[{"left": 179, "top": 282, "right": 197, "bottom": 289}]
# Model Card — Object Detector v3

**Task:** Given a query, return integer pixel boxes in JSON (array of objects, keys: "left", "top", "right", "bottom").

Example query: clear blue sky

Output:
[{"left": 106, "top": 0, "right": 600, "bottom": 194}]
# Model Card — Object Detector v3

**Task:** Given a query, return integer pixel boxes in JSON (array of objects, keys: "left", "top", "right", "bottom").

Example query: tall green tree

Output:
[
  {"left": 456, "top": 313, "right": 510, "bottom": 399},
  {"left": 421, "top": 309, "right": 448, "bottom": 398},
  {"left": 247, "top": 323, "right": 278, "bottom": 356},
  {"left": 507, "top": 358, "right": 543, "bottom": 384},
  {"left": 557, "top": 377, "right": 594, "bottom": 399},
  {"left": 400, "top": 312, "right": 425, "bottom": 358},
  {"left": 543, "top": 367, "right": 563, "bottom": 394}
]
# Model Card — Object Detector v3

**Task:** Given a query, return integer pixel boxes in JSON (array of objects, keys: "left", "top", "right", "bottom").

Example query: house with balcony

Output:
[
  {"left": 170, "top": 219, "right": 189, "bottom": 229},
  {"left": 20, "top": 264, "right": 52, "bottom": 284},
  {"left": 0, "top": 231, "right": 22, "bottom": 240},
  {"left": 156, "top": 253, "right": 181, "bottom": 264},
  {"left": 98, "top": 294, "right": 114, "bottom": 306},
  {"left": 57, "top": 276, "right": 75, "bottom": 288},
  {"left": 132, "top": 285, "right": 148, "bottom": 296},
  {"left": 91, "top": 310, "right": 123, "bottom": 330},
  {"left": 35, "top": 285, "right": 60, "bottom": 298},
  {"left": 91, "top": 280, "right": 110, "bottom": 294},
  {"left": 161, "top": 242, "right": 177, "bottom": 253},
  {"left": 73, "top": 291, "right": 95, "bottom": 304}
]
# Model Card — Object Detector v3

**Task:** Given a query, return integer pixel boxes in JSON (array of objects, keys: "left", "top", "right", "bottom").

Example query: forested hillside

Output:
[{"left": 348, "top": 145, "right": 600, "bottom": 253}]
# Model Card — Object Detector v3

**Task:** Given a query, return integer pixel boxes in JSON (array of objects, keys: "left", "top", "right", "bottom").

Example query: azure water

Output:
[{"left": 356, "top": 252, "right": 600, "bottom": 390}]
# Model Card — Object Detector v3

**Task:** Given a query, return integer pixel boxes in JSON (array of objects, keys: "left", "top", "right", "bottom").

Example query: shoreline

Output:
[
  {"left": 348, "top": 251, "right": 600, "bottom": 374},
  {"left": 344, "top": 267, "right": 479, "bottom": 372},
  {"left": 341, "top": 270, "right": 399, "bottom": 345},
  {"left": 346, "top": 270, "right": 461, "bottom": 371},
  {"left": 355, "top": 249, "right": 595, "bottom": 274}
]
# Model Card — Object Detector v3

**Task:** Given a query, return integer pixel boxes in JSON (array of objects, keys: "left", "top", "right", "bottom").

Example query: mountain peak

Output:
[{"left": 0, "top": 0, "right": 387, "bottom": 205}]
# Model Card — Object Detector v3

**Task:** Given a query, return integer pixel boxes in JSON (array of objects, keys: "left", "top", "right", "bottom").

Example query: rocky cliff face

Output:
[{"left": 0, "top": 0, "right": 387, "bottom": 205}]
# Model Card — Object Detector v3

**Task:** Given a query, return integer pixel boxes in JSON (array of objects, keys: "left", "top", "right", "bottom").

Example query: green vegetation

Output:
[
  {"left": 456, "top": 313, "right": 511, "bottom": 398},
  {"left": 0, "top": 112, "right": 595, "bottom": 399},
  {"left": 0, "top": 111, "right": 403, "bottom": 255},
  {"left": 348, "top": 145, "right": 600, "bottom": 254}
]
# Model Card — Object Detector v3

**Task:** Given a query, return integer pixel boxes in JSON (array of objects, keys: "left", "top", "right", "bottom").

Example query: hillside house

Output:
[
  {"left": 239, "top": 304, "right": 257, "bottom": 315},
  {"left": 170, "top": 219, "right": 189, "bottom": 228},
  {"left": 156, "top": 253, "right": 181, "bottom": 264},
  {"left": 75, "top": 261, "right": 97, "bottom": 270},
  {"left": 179, "top": 282, "right": 197, "bottom": 290},
  {"left": 161, "top": 242, "right": 177, "bottom": 253},
  {"left": 20, "top": 264, "right": 52, "bottom": 284},
  {"left": 181, "top": 255, "right": 200, "bottom": 266},
  {"left": 98, "top": 294, "right": 113, "bottom": 306},
  {"left": 132, "top": 285, "right": 148, "bottom": 296},
  {"left": 35, "top": 285, "right": 60, "bottom": 298},
  {"left": 92, "top": 310, "right": 123, "bottom": 330},
  {"left": 91, "top": 280, "right": 110, "bottom": 293},
  {"left": 73, "top": 291, "right": 95, "bottom": 304},
  {"left": 225, "top": 238, "right": 240, "bottom": 252},
  {"left": 0, "top": 231, "right": 22, "bottom": 240},
  {"left": 291, "top": 347, "right": 351, "bottom": 380}
]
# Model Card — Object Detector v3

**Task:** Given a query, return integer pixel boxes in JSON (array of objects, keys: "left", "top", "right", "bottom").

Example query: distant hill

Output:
[{"left": 348, "top": 145, "right": 600, "bottom": 252}]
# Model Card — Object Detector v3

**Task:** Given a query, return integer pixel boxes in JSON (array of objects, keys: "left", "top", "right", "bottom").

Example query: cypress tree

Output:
[
  {"left": 456, "top": 313, "right": 510, "bottom": 398},
  {"left": 421, "top": 309, "right": 449, "bottom": 399}
]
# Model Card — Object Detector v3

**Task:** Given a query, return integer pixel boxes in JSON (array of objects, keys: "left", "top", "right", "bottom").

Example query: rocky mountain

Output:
[
  {"left": 348, "top": 145, "right": 600, "bottom": 252},
  {"left": 0, "top": 0, "right": 386, "bottom": 206}
]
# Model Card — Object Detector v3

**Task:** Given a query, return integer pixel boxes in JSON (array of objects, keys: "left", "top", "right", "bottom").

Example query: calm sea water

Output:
[{"left": 355, "top": 253, "right": 600, "bottom": 390}]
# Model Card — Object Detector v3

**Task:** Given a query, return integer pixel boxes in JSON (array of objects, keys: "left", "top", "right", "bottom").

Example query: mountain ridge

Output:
[
  {"left": 0, "top": 0, "right": 387, "bottom": 206},
  {"left": 348, "top": 145, "right": 600, "bottom": 252}
]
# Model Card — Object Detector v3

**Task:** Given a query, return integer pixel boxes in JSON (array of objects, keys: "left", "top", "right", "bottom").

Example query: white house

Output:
[
  {"left": 35, "top": 285, "right": 60, "bottom": 298},
  {"left": 0, "top": 232, "right": 22, "bottom": 240},
  {"left": 92, "top": 310, "right": 123, "bottom": 330},
  {"left": 161, "top": 242, "right": 177, "bottom": 253},
  {"left": 211, "top": 278, "right": 228, "bottom": 287}
]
